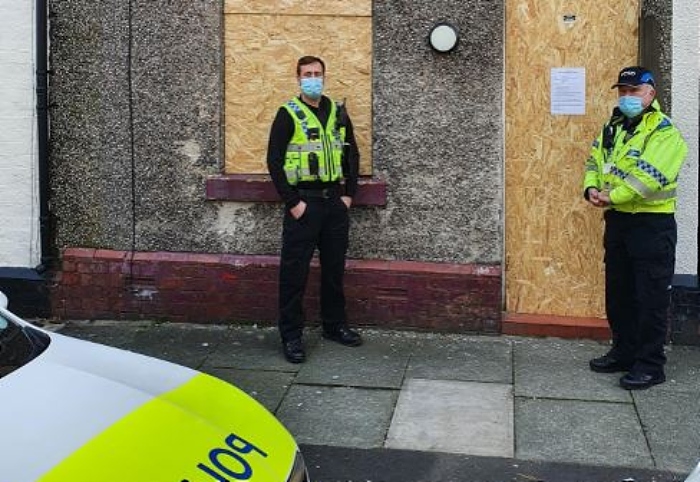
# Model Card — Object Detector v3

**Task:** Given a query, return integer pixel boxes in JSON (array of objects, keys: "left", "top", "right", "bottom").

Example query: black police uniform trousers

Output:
[
  {"left": 603, "top": 210, "right": 677, "bottom": 375},
  {"left": 278, "top": 190, "right": 349, "bottom": 343}
]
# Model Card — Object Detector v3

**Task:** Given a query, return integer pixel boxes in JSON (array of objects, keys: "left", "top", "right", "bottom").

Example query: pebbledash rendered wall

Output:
[
  {"left": 48, "top": 0, "right": 503, "bottom": 332},
  {"left": 48, "top": 1, "right": 696, "bottom": 339}
]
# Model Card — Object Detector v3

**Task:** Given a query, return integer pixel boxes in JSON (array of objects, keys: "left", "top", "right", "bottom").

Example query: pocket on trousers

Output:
[
  {"left": 644, "top": 263, "right": 674, "bottom": 309},
  {"left": 648, "top": 262, "right": 673, "bottom": 283}
]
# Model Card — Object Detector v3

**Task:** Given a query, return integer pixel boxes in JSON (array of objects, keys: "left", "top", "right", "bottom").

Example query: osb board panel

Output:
[
  {"left": 224, "top": 13, "right": 372, "bottom": 174},
  {"left": 505, "top": 0, "right": 639, "bottom": 317},
  {"left": 225, "top": 0, "right": 370, "bottom": 16}
]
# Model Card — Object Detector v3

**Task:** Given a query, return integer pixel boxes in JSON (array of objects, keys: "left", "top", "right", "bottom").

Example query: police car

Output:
[
  {"left": 0, "top": 291, "right": 309, "bottom": 482},
  {"left": 687, "top": 462, "right": 700, "bottom": 482}
]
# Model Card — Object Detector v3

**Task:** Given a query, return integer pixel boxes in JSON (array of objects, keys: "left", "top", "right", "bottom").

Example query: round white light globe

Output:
[{"left": 429, "top": 24, "right": 458, "bottom": 53}]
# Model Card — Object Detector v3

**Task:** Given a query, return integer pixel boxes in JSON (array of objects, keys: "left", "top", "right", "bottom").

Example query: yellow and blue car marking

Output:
[{"left": 0, "top": 318, "right": 299, "bottom": 482}]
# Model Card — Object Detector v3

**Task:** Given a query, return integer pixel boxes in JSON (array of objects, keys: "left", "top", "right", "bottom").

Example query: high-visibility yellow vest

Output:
[
  {"left": 583, "top": 100, "right": 688, "bottom": 213},
  {"left": 282, "top": 97, "right": 346, "bottom": 185}
]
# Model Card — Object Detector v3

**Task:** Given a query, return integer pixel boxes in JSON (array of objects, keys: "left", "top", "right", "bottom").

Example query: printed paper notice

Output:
[{"left": 551, "top": 67, "right": 585, "bottom": 115}]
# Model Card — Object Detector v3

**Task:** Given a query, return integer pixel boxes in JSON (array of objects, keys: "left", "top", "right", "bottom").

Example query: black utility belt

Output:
[
  {"left": 605, "top": 210, "right": 674, "bottom": 219},
  {"left": 297, "top": 186, "right": 341, "bottom": 199}
]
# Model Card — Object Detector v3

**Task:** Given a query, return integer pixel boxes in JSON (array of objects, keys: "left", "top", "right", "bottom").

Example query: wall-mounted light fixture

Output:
[{"left": 429, "top": 22, "right": 459, "bottom": 53}]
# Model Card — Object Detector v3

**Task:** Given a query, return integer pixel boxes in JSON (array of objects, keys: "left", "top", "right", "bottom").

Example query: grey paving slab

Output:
[
  {"left": 52, "top": 321, "right": 700, "bottom": 475},
  {"left": 294, "top": 336, "right": 410, "bottom": 388},
  {"left": 513, "top": 337, "right": 631, "bottom": 402},
  {"left": 406, "top": 335, "right": 512, "bottom": 384},
  {"left": 58, "top": 320, "right": 152, "bottom": 349},
  {"left": 201, "top": 367, "right": 295, "bottom": 414},
  {"left": 203, "top": 325, "right": 308, "bottom": 372},
  {"left": 358, "top": 329, "right": 425, "bottom": 350},
  {"left": 275, "top": 385, "right": 397, "bottom": 449},
  {"left": 386, "top": 379, "right": 514, "bottom": 457},
  {"left": 515, "top": 398, "right": 653, "bottom": 468},
  {"left": 126, "top": 323, "right": 226, "bottom": 369},
  {"left": 632, "top": 388, "right": 700, "bottom": 474},
  {"left": 664, "top": 344, "right": 700, "bottom": 393}
]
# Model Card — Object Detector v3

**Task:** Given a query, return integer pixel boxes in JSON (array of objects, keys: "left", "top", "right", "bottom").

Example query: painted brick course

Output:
[{"left": 52, "top": 248, "right": 502, "bottom": 333}]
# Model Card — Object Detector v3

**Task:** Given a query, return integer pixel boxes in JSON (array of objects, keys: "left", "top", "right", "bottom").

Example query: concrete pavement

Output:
[{"left": 54, "top": 320, "right": 700, "bottom": 481}]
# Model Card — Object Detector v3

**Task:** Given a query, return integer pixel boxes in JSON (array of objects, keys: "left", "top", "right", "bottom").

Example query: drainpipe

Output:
[{"left": 35, "top": 0, "right": 52, "bottom": 272}]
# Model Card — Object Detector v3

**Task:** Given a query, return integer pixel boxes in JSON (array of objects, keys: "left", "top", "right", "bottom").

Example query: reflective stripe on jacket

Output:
[
  {"left": 583, "top": 100, "right": 688, "bottom": 214},
  {"left": 281, "top": 97, "right": 346, "bottom": 185}
]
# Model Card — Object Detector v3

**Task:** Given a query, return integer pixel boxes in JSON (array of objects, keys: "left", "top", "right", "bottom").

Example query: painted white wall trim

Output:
[
  {"left": 0, "top": 1, "right": 40, "bottom": 268},
  {"left": 673, "top": 0, "right": 700, "bottom": 277}
]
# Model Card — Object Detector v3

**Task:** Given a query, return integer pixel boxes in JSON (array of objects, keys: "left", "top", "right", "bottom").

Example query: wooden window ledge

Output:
[{"left": 206, "top": 174, "right": 387, "bottom": 206}]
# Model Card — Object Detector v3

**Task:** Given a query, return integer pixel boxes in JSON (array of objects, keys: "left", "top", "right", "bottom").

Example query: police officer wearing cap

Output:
[
  {"left": 583, "top": 66, "right": 688, "bottom": 389},
  {"left": 266, "top": 55, "right": 362, "bottom": 363}
]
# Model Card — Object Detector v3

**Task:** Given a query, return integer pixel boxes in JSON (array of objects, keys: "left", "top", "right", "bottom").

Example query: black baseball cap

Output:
[{"left": 611, "top": 66, "right": 656, "bottom": 89}]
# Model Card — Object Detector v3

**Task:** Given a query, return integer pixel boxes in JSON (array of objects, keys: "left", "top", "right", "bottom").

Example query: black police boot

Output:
[
  {"left": 619, "top": 371, "right": 665, "bottom": 390},
  {"left": 282, "top": 338, "right": 306, "bottom": 363},
  {"left": 322, "top": 326, "right": 362, "bottom": 347},
  {"left": 589, "top": 354, "right": 633, "bottom": 373}
]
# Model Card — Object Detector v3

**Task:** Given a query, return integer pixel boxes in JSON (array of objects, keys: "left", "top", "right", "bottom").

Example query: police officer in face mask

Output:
[
  {"left": 583, "top": 66, "right": 688, "bottom": 390},
  {"left": 266, "top": 55, "right": 362, "bottom": 363}
]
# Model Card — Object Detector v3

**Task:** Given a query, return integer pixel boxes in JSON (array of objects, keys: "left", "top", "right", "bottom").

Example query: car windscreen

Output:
[{"left": 0, "top": 314, "right": 50, "bottom": 379}]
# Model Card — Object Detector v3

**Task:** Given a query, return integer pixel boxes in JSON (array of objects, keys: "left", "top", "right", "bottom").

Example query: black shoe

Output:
[
  {"left": 322, "top": 326, "right": 363, "bottom": 347},
  {"left": 619, "top": 371, "right": 665, "bottom": 390},
  {"left": 282, "top": 338, "right": 305, "bottom": 363},
  {"left": 589, "top": 354, "right": 632, "bottom": 373}
]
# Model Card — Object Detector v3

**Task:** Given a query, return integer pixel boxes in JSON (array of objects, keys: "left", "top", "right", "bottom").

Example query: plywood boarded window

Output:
[{"left": 224, "top": 1, "right": 372, "bottom": 175}]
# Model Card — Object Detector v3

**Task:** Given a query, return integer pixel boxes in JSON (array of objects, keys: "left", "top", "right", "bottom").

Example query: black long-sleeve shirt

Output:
[{"left": 266, "top": 95, "right": 359, "bottom": 209}]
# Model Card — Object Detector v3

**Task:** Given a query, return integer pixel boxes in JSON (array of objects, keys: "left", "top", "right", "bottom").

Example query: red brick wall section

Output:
[{"left": 52, "top": 248, "right": 502, "bottom": 333}]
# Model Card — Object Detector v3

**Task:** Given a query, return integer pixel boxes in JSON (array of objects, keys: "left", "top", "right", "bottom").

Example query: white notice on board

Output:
[{"left": 551, "top": 67, "right": 586, "bottom": 115}]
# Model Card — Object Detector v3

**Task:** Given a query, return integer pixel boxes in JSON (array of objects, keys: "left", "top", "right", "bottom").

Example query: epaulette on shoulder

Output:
[
  {"left": 642, "top": 110, "right": 672, "bottom": 132},
  {"left": 656, "top": 117, "right": 672, "bottom": 130},
  {"left": 285, "top": 99, "right": 306, "bottom": 120}
]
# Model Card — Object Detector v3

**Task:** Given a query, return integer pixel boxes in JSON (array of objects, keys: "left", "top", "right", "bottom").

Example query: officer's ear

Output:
[
  {"left": 643, "top": 85, "right": 656, "bottom": 108},
  {"left": 647, "top": 85, "right": 656, "bottom": 99}
]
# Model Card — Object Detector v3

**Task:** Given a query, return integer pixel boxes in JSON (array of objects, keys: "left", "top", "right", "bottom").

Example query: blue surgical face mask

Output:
[
  {"left": 618, "top": 95, "right": 645, "bottom": 118},
  {"left": 300, "top": 77, "right": 323, "bottom": 100}
]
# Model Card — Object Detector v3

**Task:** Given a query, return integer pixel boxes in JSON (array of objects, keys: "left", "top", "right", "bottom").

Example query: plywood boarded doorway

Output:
[{"left": 505, "top": 1, "right": 639, "bottom": 319}]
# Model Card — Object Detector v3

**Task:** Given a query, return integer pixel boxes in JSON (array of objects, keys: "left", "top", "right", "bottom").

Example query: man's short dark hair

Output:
[{"left": 296, "top": 56, "right": 325, "bottom": 76}]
